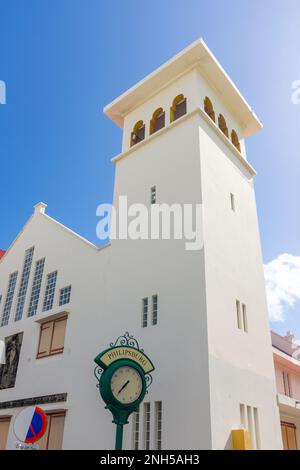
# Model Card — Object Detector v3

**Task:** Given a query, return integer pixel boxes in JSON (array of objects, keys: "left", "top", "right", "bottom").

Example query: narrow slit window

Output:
[
  {"left": 132, "top": 408, "right": 140, "bottom": 450},
  {"left": 236, "top": 300, "right": 242, "bottom": 330},
  {"left": 152, "top": 295, "right": 158, "bottom": 326},
  {"left": 142, "top": 298, "right": 148, "bottom": 328},
  {"left": 240, "top": 403, "right": 246, "bottom": 428},
  {"left": 247, "top": 405, "right": 255, "bottom": 449},
  {"left": 240, "top": 404, "right": 260, "bottom": 450},
  {"left": 1, "top": 272, "right": 18, "bottom": 327},
  {"left": 237, "top": 300, "right": 248, "bottom": 332},
  {"left": 242, "top": 304, "right": 248, "bottom": 332},
  {"left": 230, "top": 193, "right": 235, "bottom": 212},
  {"left": 151, "top": 186, "right": 156, "bottom": 205},
  {"left": 43, "top": 271, "right": 58, "bottom": 312},
  {"left": 15, "top": 247, "right": 34, "bottom": 321},
  {"left": 283, "top": 371, "right": 292, "bottom": 397},
  {"left": 154, "top": 401, "right": 162, "bottom": 450},
  {"left": 253, "top": 408, "right": 261, "bottom": 450},
  {"left": 286, "top": 373, "right": 293, "bottom": 398},
  {"left": 143, "top": 402, "right": 151, "bottom": 450},
  {"left": 28, "top": 258, "right": 45, "bottom": 317}
]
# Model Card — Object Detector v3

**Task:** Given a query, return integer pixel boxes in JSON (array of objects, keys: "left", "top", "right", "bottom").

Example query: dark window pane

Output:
[
  {"left": 174, "top": 99, "right": 186, "bottom": 120},
  {"left": 136, "top": 125, "right": 145, "bottom": 142},
  {"left": 153, "top": 113, "right": 165, "bottom": 133}
]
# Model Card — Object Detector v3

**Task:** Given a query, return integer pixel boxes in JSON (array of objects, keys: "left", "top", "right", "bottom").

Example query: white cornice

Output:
[{"left": 104, "top": 38, "right": 262, "bottom": 138}]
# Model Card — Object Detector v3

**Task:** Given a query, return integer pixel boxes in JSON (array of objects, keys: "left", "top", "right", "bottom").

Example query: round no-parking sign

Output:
[{"left": 14, "top": 406, "right": 48, "bottom": 444}]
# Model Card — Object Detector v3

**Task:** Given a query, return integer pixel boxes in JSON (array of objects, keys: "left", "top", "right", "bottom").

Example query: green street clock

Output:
[{"left": 94, "top": 333, "right": 155, "bottom": 450}]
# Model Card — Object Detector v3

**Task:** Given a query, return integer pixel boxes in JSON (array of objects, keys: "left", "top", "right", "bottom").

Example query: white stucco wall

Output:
[
  {"left": 108, "top": 113, "right": 212, "bottom": 449},
  {"left": 198, "top": 115, "right": 282, "bottom": 449}
]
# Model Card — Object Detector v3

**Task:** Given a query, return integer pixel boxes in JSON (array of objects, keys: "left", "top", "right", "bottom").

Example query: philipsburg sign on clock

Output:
[{"left": 94, "top": 332, "right": 155, "bottom": 450}]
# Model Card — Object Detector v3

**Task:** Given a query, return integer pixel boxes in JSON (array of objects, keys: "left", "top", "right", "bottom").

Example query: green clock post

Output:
[{"left": 94, "top": 332, "right": 155, "bottom": 450}]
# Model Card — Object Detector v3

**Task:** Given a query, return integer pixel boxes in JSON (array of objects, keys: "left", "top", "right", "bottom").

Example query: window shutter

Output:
[
  {"left": 47, "top": 414, "right": 66, "bottom": 450},
  {"left": 281, "top": 423, "right": 288, "bottom": 450},
  {"left": 281, "top": 422, "right": 298, "bottom": 450},
  {"left": 38, "top": 422, "right": 50, "bottom": 450},
  {"left": 51, "top": 318, "right": 67, "bottom": 353},
  {"left": 38, "top": 413, "right": 66, "bottom": 450},
  {"left": 286, "top": 424, "right": 297, "bottom": 450},
  {"left": 38, "top": 322, "right": 54, "bottom": 357},
  {"left": 0, "top": 418, "right": 11, "bottom": 450}
]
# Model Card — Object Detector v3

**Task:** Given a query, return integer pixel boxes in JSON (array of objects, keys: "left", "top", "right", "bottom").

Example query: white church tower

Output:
[
  {"left": 0, "top": 38, "right": 282, "bottom": 451},
  {"left": 104, "top": 39, "right": 282, "bottom": 449}
]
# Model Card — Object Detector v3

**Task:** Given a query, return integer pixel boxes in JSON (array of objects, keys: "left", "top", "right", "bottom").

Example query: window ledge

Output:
[
  {"left": 277, "top": 393, "right": 300, "bottom": 414},
  {"left": 34, "top": 308, "right": 70, "bottom": 324},
  {"left": 111, "top": 108, "right": 256, "bottom": 177}
]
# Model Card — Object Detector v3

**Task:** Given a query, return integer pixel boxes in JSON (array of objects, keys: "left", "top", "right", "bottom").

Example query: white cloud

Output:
[{"left": 264, "top": 253, "right": 300, "bottom": 322}]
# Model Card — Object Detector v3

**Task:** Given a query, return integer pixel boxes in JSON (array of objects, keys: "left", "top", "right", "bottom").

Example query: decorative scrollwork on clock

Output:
[
  {"left": 94, "top": 365, "right": 103, "bottom": 387},
  {"left": 109, "top": 332, "right": 143, "bottom": 352}
]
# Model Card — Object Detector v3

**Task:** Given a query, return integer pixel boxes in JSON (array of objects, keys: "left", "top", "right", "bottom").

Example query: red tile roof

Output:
[{"left": 0, "top": 249, "right": 5, "bottom": 259}]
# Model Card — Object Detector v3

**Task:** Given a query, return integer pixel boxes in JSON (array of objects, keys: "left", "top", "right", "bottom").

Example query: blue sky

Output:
[{"left": 0, "top": 1, "right": 300, "bottom": 337}]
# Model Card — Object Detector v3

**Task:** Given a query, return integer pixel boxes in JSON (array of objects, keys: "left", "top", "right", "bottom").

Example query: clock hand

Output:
[{"left": 117, "top": 380, "right": 130, "bottom": 395}]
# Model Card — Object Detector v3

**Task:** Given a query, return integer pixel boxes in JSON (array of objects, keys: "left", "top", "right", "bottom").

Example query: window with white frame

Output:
[
  {"left": 142, "top": 298, "right": 148, "bottom": 328},
  {"left": 59, "top": 286, "right": 72, "bottom": 306},
  {"left": 15, "top": 247, "right": 34, "bottom": 321},
  {"left": 1, "top": 272, "right": 18, "bottom": 327},
  {"left": 28, "top": 258, "right": 45, "bottom": 317},
  {"left": 152, "top": 295, "right": 158, "bottom": 326},
  {"left": 43, "top": 271, "right": 58, "bottom": 312}
]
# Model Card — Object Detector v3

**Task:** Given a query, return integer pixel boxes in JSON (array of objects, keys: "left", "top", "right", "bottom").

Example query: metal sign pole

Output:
[{"left": 115, "top": 423, "right": 124, "bottom": 450}]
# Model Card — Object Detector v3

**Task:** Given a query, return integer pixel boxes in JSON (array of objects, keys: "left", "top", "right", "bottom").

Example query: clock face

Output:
[{"left": 110, "top": 366, "right": 143, "bottom": 404}]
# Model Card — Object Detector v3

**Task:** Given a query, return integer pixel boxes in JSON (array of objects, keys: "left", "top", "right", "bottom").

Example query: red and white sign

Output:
[{"left": 14, "top": 406, "right": 48, "bottom": 444}]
